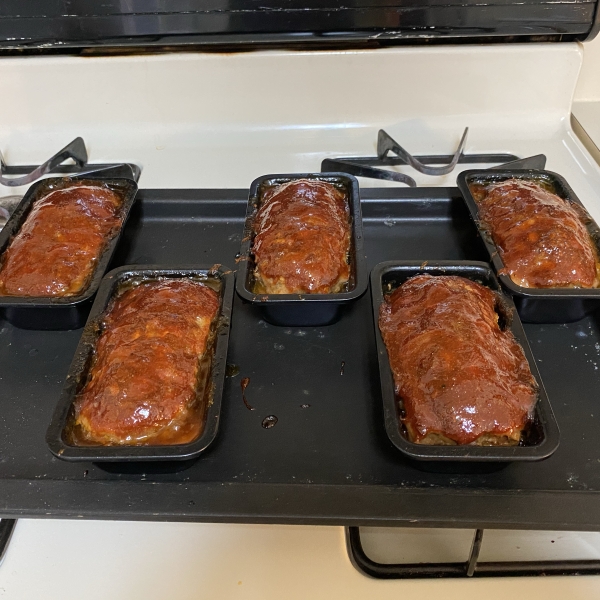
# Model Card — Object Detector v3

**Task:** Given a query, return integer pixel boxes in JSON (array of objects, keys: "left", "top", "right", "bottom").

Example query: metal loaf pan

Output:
[
  {"left": 0, "top": 176, "right": 138, "bottom": 330},
  {"left": 46, "top": 264, "right": 234, "bottom": 462},
  {"left": 371, "top": 260, "right": 560, "bottom": 464},
  {"left": 457, "top": 169, "right": 600, "bottom": 323},
  {"left": 235, "top": 173, "right": 368, "bottom": 326}
]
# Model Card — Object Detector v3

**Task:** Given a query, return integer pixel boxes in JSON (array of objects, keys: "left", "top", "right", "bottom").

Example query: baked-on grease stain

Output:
[
  {"left": 241, "top": 377, "right": 254, "bottom": 411},
  {"left": 226, "top": 364, "right": 240, "bottom": 377},
  {"left": 262, "top": 415, "right": 278, "bottom": 429},
  {"left": 300, "top": 404, "right": 311, "bottom": 409}
]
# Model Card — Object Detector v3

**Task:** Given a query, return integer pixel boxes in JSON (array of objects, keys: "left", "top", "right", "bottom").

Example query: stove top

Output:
[{"left": 1, "top": 41, "right": 600, "bottom": 593}]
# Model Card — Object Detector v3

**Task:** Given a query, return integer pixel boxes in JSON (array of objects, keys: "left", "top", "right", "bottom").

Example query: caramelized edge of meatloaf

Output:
[
  {"left": 378, "top": 274, "right": 538, "bottom": 446},
  {"left": 406, "top": 429, "right": 521, "bottom": 446},
  {"left": 70, "top": 278, "right": 221, "bottom": 446},
  {"left": 469, "top": 178, "right": 600, "bottom": 289},
  {"left": 251, "top": 179, "right": 351, "bottom": 295}
]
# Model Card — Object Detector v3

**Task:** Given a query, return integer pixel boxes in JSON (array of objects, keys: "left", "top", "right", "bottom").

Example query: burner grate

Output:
[
  {"left": 0, "top": 137, "right": 141, "bottom": 230},
  {"left": 346, "top": 527, "right": 600, "bottom": 578},
  {"left": 0, "top": 137, "right": 141, "bottom": 187},
  {"left": 321, "top": 128, "right": 546, "bottom": 184}
]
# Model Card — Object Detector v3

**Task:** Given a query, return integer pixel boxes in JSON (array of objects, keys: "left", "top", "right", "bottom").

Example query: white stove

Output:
[{"left": 0, "top": 38, "right": 600, "bottom": 598}]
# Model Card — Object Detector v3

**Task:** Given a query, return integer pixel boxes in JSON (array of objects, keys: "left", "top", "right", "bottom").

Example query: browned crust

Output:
[
  {"left": 73, "top": 279, "right": 220, "bottom": 446},
  {"left": 405, "top": 423, "right": 521, "bottom": 446},
  {"left": 252, "top": 179, "right": 351, "bottom": 294},
  {"left": 0, "top": 184, "right": 123, "bottom": 297},
  {"left": 379, "top": 274, "right": 538, "bottom": 446},
  {"left": 471, "top": 179, "right": 600, "bottom": 289}
]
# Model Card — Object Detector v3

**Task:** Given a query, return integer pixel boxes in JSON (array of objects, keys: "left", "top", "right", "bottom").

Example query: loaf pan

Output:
[
  {"left": 371, "top": 260, "right": 560, "bottom": 464},
  {"left": 457, "top": 169, "right": 600, "bottom": 323},
  {"left": 0, "top": 176, "right": 138, "bottom": 330},
  {"left": 235, "top": 173, "right": 367, "bottom": 326},
  {"left": 46, "top": 264, "right": 234, "bottom": 462}
]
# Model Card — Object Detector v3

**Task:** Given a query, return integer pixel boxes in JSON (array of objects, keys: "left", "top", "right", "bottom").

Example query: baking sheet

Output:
[{"left": 0, "top": 187, "right": 599, "bottom": 528}]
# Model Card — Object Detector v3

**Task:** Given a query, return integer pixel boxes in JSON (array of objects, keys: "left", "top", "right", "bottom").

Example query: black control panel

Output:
[{"left": 0, "top": 0, "right": 598, "bottom": 51}]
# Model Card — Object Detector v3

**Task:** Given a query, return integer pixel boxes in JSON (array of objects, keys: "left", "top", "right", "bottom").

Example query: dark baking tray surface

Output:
[
  {"left": 457, "top": 169, "right": 600, "bottom": 324},
  {"left": 46, "top": 265, "right": 234, "bottom": 462},
  {"left": 371, "top": 260, "right": 559, "bottom": 463},
  {"left": 236, "top": 173, "right": 367, "bottom": 326},
  {"left": 0, "top": 177, "right": 138, "bottom": 330},
  {"left": 1, "top": 187, "right": 600, "bottom": 530}
]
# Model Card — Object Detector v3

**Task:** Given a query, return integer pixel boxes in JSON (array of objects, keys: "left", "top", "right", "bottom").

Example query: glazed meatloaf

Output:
[
  {"left": 0, "top": 184, "right": 124, "bottom": 297},
  {"left": 379, "top": 274, "right": 538, "bottom": 445},
  {"left": 471, "top": 178, "right": 599, "bottom": 288},
  {"left": 252, "top": 179, "right": 350, "bottom": 294},
  {"left": 73, "top": 279, "right": 220, "bottom": 446}
]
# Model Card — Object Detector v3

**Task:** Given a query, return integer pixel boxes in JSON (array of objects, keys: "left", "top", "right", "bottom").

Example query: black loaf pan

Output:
[
  {"left": 0, "top": 176, "right": 138, "bottom": 330},
  {"left": 371, "top": 260, "right": 560, "bottom": 466},
  {"left": 46, "top": 264, "right": 234, "bottom": 462},
  {"left": 235, "top": 173, "right": 367, "bottom": 326},
  {"left": 457, "top": 169, "right": 600, "bottom": 323}
]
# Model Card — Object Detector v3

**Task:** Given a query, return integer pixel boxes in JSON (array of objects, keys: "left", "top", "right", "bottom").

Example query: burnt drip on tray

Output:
[
  {"left": 261, "top": 415, "right": 278, "bottom": 429},
  {"left": 225, "top": 364, "right": 240, "bottom": 378},
  {"left": 240, "top": 377, "right": 255, "bottom": 411}
]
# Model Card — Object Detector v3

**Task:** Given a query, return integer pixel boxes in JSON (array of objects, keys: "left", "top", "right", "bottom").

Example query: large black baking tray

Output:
[
  {"left": 2, "top": 187, "right": 600, "bottom": 530},
  {"left": 0, "top": 177, "right": 138, "bottom": 330},
  {"left": 371, "top": 260, "right": 559, "bottom": 464},
  {"left": 457, "top": 169, "right": 600, "bottom": 324},
  {"left": 235, "top": 173, "right": 367, "bottom": 326},
  {"left": 46, "top": 264, "right": 234, "bottom": 462}
]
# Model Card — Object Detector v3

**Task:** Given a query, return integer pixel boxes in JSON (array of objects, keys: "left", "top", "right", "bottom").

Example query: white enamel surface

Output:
[
  {"left": 2, "top": 45, "right": 599, "bottom": 224},
  {"left": 2, "top": 43, "right": 600, "bottom": 597},
  {"left": 575, "top": 35, "right": 600, "bottom": 102},
  {"left": 572, "top": 35, "right": 600, "bottom": 158},
  {"left": 1, "top": 521, "right": 600, "bottom": 599},
  {"left": 573, "top": 100, "right": 600, "bottom": 154},
  {"left": 361, "top": 527, "right": 600, "bottom": 564},
  {"left": 0, "top": 43, "right": 587, "bottom": 192}
]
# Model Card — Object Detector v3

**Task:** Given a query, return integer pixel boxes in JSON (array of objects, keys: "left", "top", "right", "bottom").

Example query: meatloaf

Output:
[
  {"left": 379, "top": 274, "right": 538, "bottom": 445},
  {"left": 252, "top": 179, "right": 350, "bottom": 294},
  {"left": 73, "top": 279, "right": 220, "bottom": 446},
  {"left": 471, "top": 178, "right": 599, "bottom": 288},
  {"left": 0, "top": 184, "right": 123, "bottom": 297}
]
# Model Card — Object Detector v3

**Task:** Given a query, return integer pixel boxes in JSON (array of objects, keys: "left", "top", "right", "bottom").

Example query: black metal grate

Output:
[
  {"left": 1, "top": 136, "right": 141, "bottom": 189},
  {"left": 346, "top": 527, "right": 600, "bottom": 578},
  {"left": 320, "top": 128, "right": 547, "bottom": 184}
]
